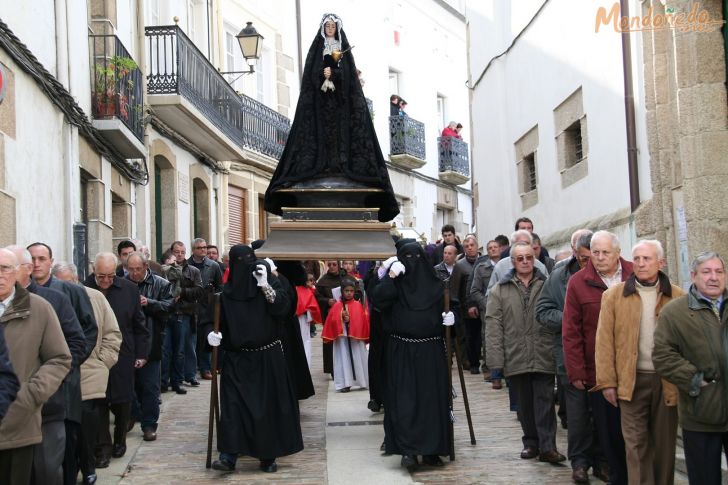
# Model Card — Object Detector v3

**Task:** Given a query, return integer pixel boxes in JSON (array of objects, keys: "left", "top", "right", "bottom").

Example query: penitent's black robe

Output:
[
  {"left": 212, "top": 276, "right": 303, "bottom": 459},
  {"left": 264, "top": 25, "right": 399, "bottom": 223},
  {"left": 277, "top": 274, "right": 315, "bottom": 400},
  {"left": 373, "top": 275, "right": 449, "bottom": 457}
]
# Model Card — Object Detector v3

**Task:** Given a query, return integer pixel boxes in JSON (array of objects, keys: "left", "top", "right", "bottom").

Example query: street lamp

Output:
[{"left": 220, "top": 22, "right": 264, "bottom": 76}]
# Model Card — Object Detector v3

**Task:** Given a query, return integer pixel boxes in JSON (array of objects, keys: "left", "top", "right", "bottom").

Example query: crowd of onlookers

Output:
[
  {"left": 1, "top": 218, "right": 725, "bottom": 484},
  {"left": 430, "top": 217, "right": 728, "bottom": 485},
  {"left": 0, "top": 238, "right": 225, "bottom": 484}
]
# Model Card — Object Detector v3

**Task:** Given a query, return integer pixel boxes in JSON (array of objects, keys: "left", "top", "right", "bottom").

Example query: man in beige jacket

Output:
[
  {"left": 594, "top": 240, "right": 683, "bottom": 485},
  {"left": 53, "top": 261, "right": 121, "bottom": 484},
  {"left": 0, "top": 248, "right": 72, "bottom": 484}
]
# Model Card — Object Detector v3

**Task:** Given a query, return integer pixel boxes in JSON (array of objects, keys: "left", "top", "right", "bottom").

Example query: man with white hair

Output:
[
  {"left": 6, "top": 246, "right": 87, "bottom": 485},
  {"left": 594, "top": 240, "right": 683, "bottom": 485},
  {"left": 0, "top": 248, "right": 71, "bottom": 484},
  {"left": 84, "top": 253, "right": 148, "bottom": 466}
]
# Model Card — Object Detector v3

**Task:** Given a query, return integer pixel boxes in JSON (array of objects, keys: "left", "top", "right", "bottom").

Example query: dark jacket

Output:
[
  {"left": 485, "top": 269, "right": 551, "bottom": 377},
  {"left": 129, "top": 270, "right": 174, "bottom": 361},
  {"left": 315, "top": 272, "right": 343, "bottom": 321},
  {"left": 431, "top": 240, "right": 464, "bottom": 266},
  {"left": 44, "top": 276, "right": 98, "bottom": 361},
  {"left": 0, "top": 325, "right": 19, "bottom": 422},
  {"left": 28, "top": 281, "right": 86, "bottom": 423},
  {"left": 450, "top": 254, "right": 480, "bottom": 312},
  {"left": 188, "top": 256, "right": 223, "bottom": 325},
  {"left": 653, "top": 287, "right": 728, "bottom": 432},
  {"left": 562, "top": 258, "right": 633, "bottom": 385},
  {"left": 468, "top": 257, "right": 496, "bottom": 312},
  {"left": 433, "top": 262, "right": 454, "bottom": 283},
  {"left": 535, "top": 256, "right": 581, "bottom": 376},
  {"left": 84, "top": 275, "right": 149, "bottom": 403},
  {"left": 173, "top": 261, "right": 204, "bottom": 315}
]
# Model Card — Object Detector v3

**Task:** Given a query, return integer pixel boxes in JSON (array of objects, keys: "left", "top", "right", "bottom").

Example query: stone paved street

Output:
[{"left": 96, "top": 335, "right": 688, "bottom": 484}]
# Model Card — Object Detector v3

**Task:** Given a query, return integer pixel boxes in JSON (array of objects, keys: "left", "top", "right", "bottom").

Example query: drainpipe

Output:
[
  {"left": 295, "top": 0, "right": 303, "bottom": 82},
  {"left": 620, "top": 0, "right": 640, "bottom": 212}
]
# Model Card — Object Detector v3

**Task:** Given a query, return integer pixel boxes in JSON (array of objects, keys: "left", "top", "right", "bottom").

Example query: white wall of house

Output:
[{"left": 467, "top": 0, "right": 649, "bottom": 249}]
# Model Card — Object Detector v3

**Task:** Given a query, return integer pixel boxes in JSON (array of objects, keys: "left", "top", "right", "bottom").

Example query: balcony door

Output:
[{"left": 228, "top": 185, "right": 247, "bottom": 245}]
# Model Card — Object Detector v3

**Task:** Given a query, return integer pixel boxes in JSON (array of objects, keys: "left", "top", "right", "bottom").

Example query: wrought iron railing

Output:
[
  {"left": 438, "top": 136, "right": 470, "bottom": 178},
  {"left": 389, "top": 115, "right": 426, "bottom": 160},
  {"left": 145, "top": 26, "right": 290, "bottom": 159},
  {"left": 89, "top": 34, "right": 144, "bottom": 141}
]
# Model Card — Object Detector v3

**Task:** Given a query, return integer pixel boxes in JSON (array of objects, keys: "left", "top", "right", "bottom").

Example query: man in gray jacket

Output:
[
  {"left": 486, "top": 242, "right": 565, "bottom": 464},
  {"left": 535, "top": 230, "right": 597, "bottom": 483}
]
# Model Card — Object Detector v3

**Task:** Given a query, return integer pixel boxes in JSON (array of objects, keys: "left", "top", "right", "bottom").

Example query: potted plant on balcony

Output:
[{"left": 93, "top": 55, "right": 138, "bottom": 120}]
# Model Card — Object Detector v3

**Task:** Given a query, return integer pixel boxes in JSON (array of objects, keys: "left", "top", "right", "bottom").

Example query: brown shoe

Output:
[
  {"left": 520, "top": 446, "right": 539, "bottom": 459},
  {"left": 492, "top": 379, "right": 503, "bottom": 390},
  {"left": 539, "top": 449, "right": 566, "bottom": 463},
  {"left": 142, "top": 429, "right": 157, "bottom": 441},
  {"left": 572, "top": 466, "right": 589, "bottom": 483},
  {"left": 202, "top": 370, "right": 213, "bottom": 380},
  {"left": 593, "top": 465, "right": 610, "bottom": 482}
]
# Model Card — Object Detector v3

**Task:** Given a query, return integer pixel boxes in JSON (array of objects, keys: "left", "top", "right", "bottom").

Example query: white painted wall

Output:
[
  {"left": 3, "top": 62, "right": 68, "bottom": 255},
  {"left": 467, "top": 0, "right": 648, "bottom": 245}
]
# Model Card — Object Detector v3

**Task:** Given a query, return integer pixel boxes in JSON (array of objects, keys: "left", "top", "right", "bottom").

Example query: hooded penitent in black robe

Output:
[
  {"left": 373, "top": 242, "right": 449, "bottom": 457},
  {"left": 263, "top": 13, "right": 399, "bottom": 223},
  {"left": 211, "top": 246, "right": 303, "bottom": 459},
  {"left": 276, "top": 261, "right": 315, "bottom": 400}
]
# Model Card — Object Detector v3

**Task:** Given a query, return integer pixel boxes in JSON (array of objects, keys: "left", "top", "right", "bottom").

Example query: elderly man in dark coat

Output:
[
  {"left": 315, "top": 261, "right": 345, "bottom": 377},
  {"left": 206, "top": 245, "right": 303, "bottom": 474},
  {"left": 126, "top": 252, "right": 173, "bottom": 442},
  {"left": 84, "top": 252, "right": 149, "bottom": 466}
]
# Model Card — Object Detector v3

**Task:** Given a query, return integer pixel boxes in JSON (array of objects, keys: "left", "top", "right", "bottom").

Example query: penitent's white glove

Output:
[
  {"left": 442, "top": 311, "right": 455, "bottom": 326},
  {"left": 207, "top": 331, "right": 222, "bottom": 346},
  {"left": 253, "top": 264, "right": 268, "bottom": 287},
  {"left": 382, "top": 256, "right": 399, "bottom": 271},
  {"left": 389, "top": 261, "right": 406, "bottom": 277}
]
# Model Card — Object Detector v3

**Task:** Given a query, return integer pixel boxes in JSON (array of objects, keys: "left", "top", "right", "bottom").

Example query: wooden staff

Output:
[
  {"left": 205, "top": 295, "right": 221, "bottom": 468},
  {"left": 453, "top": 318, "right": 477, "bottom": 445},
  {"left": 444, "top": 286, "right": 455, "bottom": 461}
]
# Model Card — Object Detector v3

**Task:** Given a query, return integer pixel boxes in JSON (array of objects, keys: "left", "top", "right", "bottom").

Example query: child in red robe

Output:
[
  {"left": 295, "top": 282, "right": 322, "bottom": 367},
  {"left": 322, "top": 277, "right": 369, "bottom": 392}
]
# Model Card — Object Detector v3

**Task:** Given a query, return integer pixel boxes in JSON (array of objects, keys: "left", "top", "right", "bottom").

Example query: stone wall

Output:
[{"left": 636, "top": 0, "right": 728, "bottom": 285}]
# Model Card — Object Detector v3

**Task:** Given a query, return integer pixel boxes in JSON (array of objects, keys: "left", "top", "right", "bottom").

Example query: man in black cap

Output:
[
  {"left": 373, "top": 241, "right": 451, "bottom": 470},
  {"left": 206, "top": 245, "right": 303, "bottom": 473}
]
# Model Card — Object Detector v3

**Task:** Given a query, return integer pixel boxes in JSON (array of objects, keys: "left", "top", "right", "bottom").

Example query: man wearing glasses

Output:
[
  {"left": 83, "top": 253, "right": 148, "bottom": 465},
  {"left": 486, "top": 241, "right": 566, "bottom": 464}
]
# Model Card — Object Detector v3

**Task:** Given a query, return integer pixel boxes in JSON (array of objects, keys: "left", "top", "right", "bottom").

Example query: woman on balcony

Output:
[{"left": 264, "top": 13, "right": 399, "bottom": 223}]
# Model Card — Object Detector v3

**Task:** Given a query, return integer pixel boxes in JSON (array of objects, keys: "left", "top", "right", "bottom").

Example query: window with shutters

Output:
[
  {"left": 228, "top": 185, "right": 247, "bottom": 245},
  {"left": 514, "top": 125, "right": 539, "bottom": 210}
]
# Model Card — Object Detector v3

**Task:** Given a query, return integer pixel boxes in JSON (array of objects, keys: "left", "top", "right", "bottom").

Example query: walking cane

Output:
[
  {"left": 205, "top": 295, "right": 221, "bottom": 468},
  {"left": 444, "top": 286, "right": 455, "bottom": 461},
  {"left": 452, "top": 313, "right": 477, "bottom": 445}
]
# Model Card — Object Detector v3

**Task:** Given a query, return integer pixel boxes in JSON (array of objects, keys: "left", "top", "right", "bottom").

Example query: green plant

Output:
[{"left": 93, "top": 55, "right": 138, "bottom": 119}]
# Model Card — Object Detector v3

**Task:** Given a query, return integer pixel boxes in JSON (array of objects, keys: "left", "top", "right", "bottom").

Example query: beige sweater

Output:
[
  {"left": 80, "top": 287, "right": 121, "bottom": 400},
  {"left": 636, "top": 282, "right": 658, "bottom": 371}
]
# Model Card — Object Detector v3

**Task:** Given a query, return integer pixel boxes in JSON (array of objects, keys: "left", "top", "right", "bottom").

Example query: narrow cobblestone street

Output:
[{"left": 97, "top": 335, "right": 688, "bottom": 485}]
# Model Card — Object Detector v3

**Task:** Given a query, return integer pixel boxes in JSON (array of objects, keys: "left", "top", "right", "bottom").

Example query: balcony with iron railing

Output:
[
  {"left": 437, "top": 136, "right": 470, "bottom": 185},
  {"left": 145, "top": 25, "right": 289, "bottom": 165},
  {"left": 89, "top": 34, "right": 146, "bottom": 158},
  {"left": 389, "top": 115, "right": 426, "bottom": 169}
]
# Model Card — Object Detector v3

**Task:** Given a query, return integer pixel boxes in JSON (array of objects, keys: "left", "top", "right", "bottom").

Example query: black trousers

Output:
[
  {"left": 510, "top": 372, "right": 557, "bottom": 453},
  {"left": 31, "top": 420, "right": 65, "bottom": 485},
  {"left": 96, "top": 401, "right": 131, "bottom": 459},
  {"left": 682, "top": 429, "right": 728, "bottom": 485},
  {"left": 63, "top": 420, "right": 80, "bottom": 485},
  {"left": 561, "top": 375, "right": 604, "bottom": 470},
  {"left": 0, "top": 445, "right": 34, "bottom": 485},
  {"left": 591, "top": 392, "right": 628, "bottom": 485},
  {"left": 79, "top": 399, "right": 101, "bottom": 477},
  {"left": 463, "top": 317, "right": 482, "bottom": 368}
]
